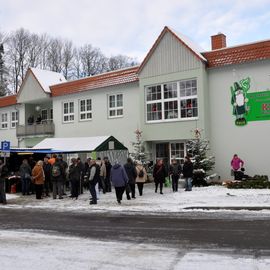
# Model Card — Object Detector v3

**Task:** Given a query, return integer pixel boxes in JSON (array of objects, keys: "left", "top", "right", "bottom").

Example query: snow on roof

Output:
[
  {"left": 169, "top": 27, "right": 207, "bottom": 61},
  {"left": 32, "top": 136, "right": 110, "bottom": 152},
  {"left": 30, "top": 68, "right": 66, "bottom": 93}
]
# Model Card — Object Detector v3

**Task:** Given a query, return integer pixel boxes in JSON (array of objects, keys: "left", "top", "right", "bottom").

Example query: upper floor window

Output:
[
  {"left": 63, "top": 101, "right": 74, "bottom": 123},
  {"left": 1, "top": 113, "right": 8, "bottom": 129},
  {"left": 145, "top": 79, "right": 198, "bottom": 122},
  {"left": 79, "top": 99, "right": 92, "bottom": 121},
  {"left": 11, "top": 111, "right": 18, "bottom": 128},
  {"left": 108, "top": 94, "right": 123, "bottom": 118}
]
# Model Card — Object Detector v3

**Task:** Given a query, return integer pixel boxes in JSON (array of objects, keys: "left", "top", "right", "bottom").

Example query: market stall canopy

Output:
[{"left": 32, "top": 135, "right": 127, "bottom": 153}]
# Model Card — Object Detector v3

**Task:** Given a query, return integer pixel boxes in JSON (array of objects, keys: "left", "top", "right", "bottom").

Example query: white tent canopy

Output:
[{"left": 32, "top": 136, "right": 113, "bottom": 152}]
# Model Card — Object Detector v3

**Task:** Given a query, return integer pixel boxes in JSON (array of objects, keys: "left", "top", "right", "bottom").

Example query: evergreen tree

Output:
[
  {"left": 130, "top": 129, "right": 147, "bottom": 164},
  {"left": 186, "top": 128, "right": 215, "bottom": 186},
  {"left": 0, "top": 43, "right": 8, "bottom": 96}
]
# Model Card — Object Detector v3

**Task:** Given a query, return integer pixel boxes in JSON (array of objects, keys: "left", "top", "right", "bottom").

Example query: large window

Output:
[
  {"left": 41, "top": 109, "right": 48, "bottom": 121},
  {"left": 11, "top": 111, "right": 18, "bottom": 128},
  {"left": 108, "top": 94, "right": 123, "bottom": 118},
  {"left": 63, "top": 102, "right": 74, "bottom": 122},
  {"left": 1, "top": 113, "right": 8, "bottom": 129},
  {"left": 146, "top": 79, "right": 198, "bottom": 122},
  {"left": 79, "top": 99, "right": 92, "bottom": 121},
  {"left": 170, "top": 143, "right": 185, "bottom": 161}
]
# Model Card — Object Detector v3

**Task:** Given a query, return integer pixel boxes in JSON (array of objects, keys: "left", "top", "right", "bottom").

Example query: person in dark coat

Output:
[
  {"left": 68, "top": 158, "right": 80, "bottom": 199},
  {"left": 182, "top": 156, "right": 194, "bottom": 191},
  {"left": 153, "top": 159, "right": 167, "bottom": 194},
  {"left": 51, "top": 158, "right": 65, "bottom": 199},
  {"left": 0, "top": 159, "right": 8, "bottom": 204},
  {"left": 43, "top": 156, "right": 52, "bottom": 197},
  {"left": 104, "top": 157, "right": 112, "bottom": 192},
  {"left": 86, "top": 159, "right": 100, "bottom": 205},
  {"left": 124, "top": 158, "right": 137, "bottom": 199},
  {"left": 76, "top": 157, "right": 85, "bottom": 194},
  {"left": 58, "top": 154, "right": 68, "bottom": 195},
  {"left": 169, "top": 159, "right": 182, "bottom": 192},
  {"left": 110, "top": 161, "right": 129, "bottom": 204},
  {"left": 19, "top": 159, "right": 32, "bottom": 195}
]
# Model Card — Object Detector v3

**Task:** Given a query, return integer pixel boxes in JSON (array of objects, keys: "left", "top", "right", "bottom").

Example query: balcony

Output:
[{"left": 16, "top": 120, "right": 55, "bottom": 137}]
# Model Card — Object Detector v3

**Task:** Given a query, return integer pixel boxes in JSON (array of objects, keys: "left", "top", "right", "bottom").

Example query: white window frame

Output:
[
  {"left": 1, "top": 112, "right": 8, "bottom": 129},
  {"left": 10, "top": 111, "right": 19, "bottom": 128},
  {"left": 62, "top": 101, "right": 75, "bottom": 123},
  {"left": 41, "top": 109, "right": 48, "bottom": 121},
  {"left": 108, "top": 93, "right": 123, "bottom": 119},
  {"left": 170, "top": 142, "right": 186, "bottom": 163},
  {"left": 79, "top": 98, "right": 92, "bottom": 121},
  {"left": 145, "top": 79, "right": 198, "bottom": 123}
]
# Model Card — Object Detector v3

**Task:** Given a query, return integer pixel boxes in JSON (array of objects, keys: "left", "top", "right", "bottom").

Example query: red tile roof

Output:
[
  {"left": 202, "top": 40, "right": 270, "bottom": 68},
  {"left": 50, "top": 66, "right": 139, "bottom": 97},
  {"left": 0, "top": 95, "right": 17, "bottom": 108}
]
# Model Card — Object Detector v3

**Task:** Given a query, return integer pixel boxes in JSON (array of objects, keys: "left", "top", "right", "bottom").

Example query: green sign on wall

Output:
[
  {"left": 247, "top": 91, "right": 270, "bottom": 122},
  {"left": 230, "top": 78, "right": 270, "bottom": 126}
]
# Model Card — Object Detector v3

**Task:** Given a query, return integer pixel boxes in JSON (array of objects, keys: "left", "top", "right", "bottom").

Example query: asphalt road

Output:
[{"left": 1, "top": 208, "right": 270, "bottom": 255}]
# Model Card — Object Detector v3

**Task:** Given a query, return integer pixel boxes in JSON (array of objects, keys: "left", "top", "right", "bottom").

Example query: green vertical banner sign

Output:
[{"left": 247, "top": 91, "right": 270, "bottom": 122}]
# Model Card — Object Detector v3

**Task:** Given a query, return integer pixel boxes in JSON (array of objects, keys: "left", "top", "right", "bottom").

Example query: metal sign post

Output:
[{"left": 1, "top": 141, "right": 11, "bottom": 164}]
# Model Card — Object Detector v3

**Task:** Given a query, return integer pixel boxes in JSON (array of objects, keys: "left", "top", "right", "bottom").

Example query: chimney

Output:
[{"left": 211, "top": 33, "right": 226, "bottom": 50}]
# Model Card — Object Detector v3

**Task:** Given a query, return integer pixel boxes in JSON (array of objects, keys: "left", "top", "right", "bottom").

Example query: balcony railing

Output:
[{"left": 16, "top": 120, "right": 55, "bottom": 137}]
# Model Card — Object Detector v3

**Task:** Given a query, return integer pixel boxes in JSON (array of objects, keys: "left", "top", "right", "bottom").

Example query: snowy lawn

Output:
[
  {"left": 4, "top": 183, "right": 270, "bottom": 214},
  {"left": 0, "top": 230, "right": 269, "bottom": 270}
]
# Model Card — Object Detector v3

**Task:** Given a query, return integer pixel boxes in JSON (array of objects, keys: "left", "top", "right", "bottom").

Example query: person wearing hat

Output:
[
  {"left": 135, "top": 161, "right": 147, "bottom": 196},
  {"left": 32, "top": 160, "right": 45, "bottom": 199}
]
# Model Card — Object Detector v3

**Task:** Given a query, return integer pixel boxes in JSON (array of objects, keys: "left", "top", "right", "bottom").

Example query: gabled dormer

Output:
[
  {"left": 17, "top": 68, "right": 66, "bottom": 104},
  {"left": 138, "top": 26, "right": 206, "bottom": 79}
]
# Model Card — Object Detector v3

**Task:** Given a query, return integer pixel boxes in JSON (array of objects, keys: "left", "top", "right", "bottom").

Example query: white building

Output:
[{"left": 1, "top": 26, "right": 270, "bottom": 179}]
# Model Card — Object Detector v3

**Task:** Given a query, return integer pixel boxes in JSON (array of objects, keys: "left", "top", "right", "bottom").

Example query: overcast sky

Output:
[{"left": 1, "top": 0, "right": 270, "bottom": 61}]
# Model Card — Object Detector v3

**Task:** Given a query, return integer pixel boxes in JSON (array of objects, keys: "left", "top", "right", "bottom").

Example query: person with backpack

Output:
[
  {"left": 169, "top": 159, "right": 182, "bottom": 192},
  {"left": 135, "top": 160, "right": 147, "bottom": 196},
  {"left": 124, "top": 158, "right": 137, "bottom": 199},
  {"left": 51, "top": 157, "right": 64, "bottom": 199}
]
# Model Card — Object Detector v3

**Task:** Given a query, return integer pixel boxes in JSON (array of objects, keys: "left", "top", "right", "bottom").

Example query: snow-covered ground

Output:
[
  {"left": 1, "top": 230, "right": 270, "bottom": 270},
  {"left": 4, "top": 183, "right": 270, "bottom": 214}
]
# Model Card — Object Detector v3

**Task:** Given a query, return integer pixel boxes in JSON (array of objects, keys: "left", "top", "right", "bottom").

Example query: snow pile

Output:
[
  {"left": 4, "top": 184, "right": 270, "bottom": 214},
  {"left": 0, "top": 230, "right": 269, "bottom": 270}
]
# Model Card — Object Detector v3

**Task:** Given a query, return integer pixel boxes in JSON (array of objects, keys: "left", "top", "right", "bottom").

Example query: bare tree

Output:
[
  {"left": 79, "top": 44, "right": 107, "bottom": 76},
  {"left": 27, "top": 33, "right": 44, "bottom": 68},
  {"left": 107, "top": 54, "right": 138, "bottom": 71},
  {"left": 46, "top": 37, "right": 63, "bottom": 72},
  {"left": 72, "top": 47, "right": 82, "bottom": 79},
  {"left": 62, "top": 40, "right": 74, "bottom": 79},
  {"left": 6, "top": 28, "right": 31, "bottom": 91}
]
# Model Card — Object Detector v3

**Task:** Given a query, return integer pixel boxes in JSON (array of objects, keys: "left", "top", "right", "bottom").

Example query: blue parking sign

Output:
[{"left": 1, "top": 141, "right": 10, "bottom": 151}]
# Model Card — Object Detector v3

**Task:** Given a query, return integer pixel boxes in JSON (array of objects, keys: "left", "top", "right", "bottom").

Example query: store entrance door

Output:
[{"left": 155, "top": 143, "right": 170, "bottom": 165}]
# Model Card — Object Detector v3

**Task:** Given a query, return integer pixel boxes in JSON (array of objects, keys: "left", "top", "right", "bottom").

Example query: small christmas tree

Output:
[
  {"left": 130, "top": 129, "right": 147, "bottom": 164},
  {"left": 186, "top": 128, "right": 215, "bottom": 186}
]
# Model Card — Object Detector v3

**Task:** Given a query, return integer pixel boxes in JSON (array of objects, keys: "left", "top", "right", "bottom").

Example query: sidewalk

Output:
[{"left": 4, "top": 183, "right": 270, "bottom": 214}]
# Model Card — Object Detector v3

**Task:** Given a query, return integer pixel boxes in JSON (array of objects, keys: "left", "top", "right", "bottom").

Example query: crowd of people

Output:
[{"left": 0, "top": 153, "right": 199, "bottom": 205}]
